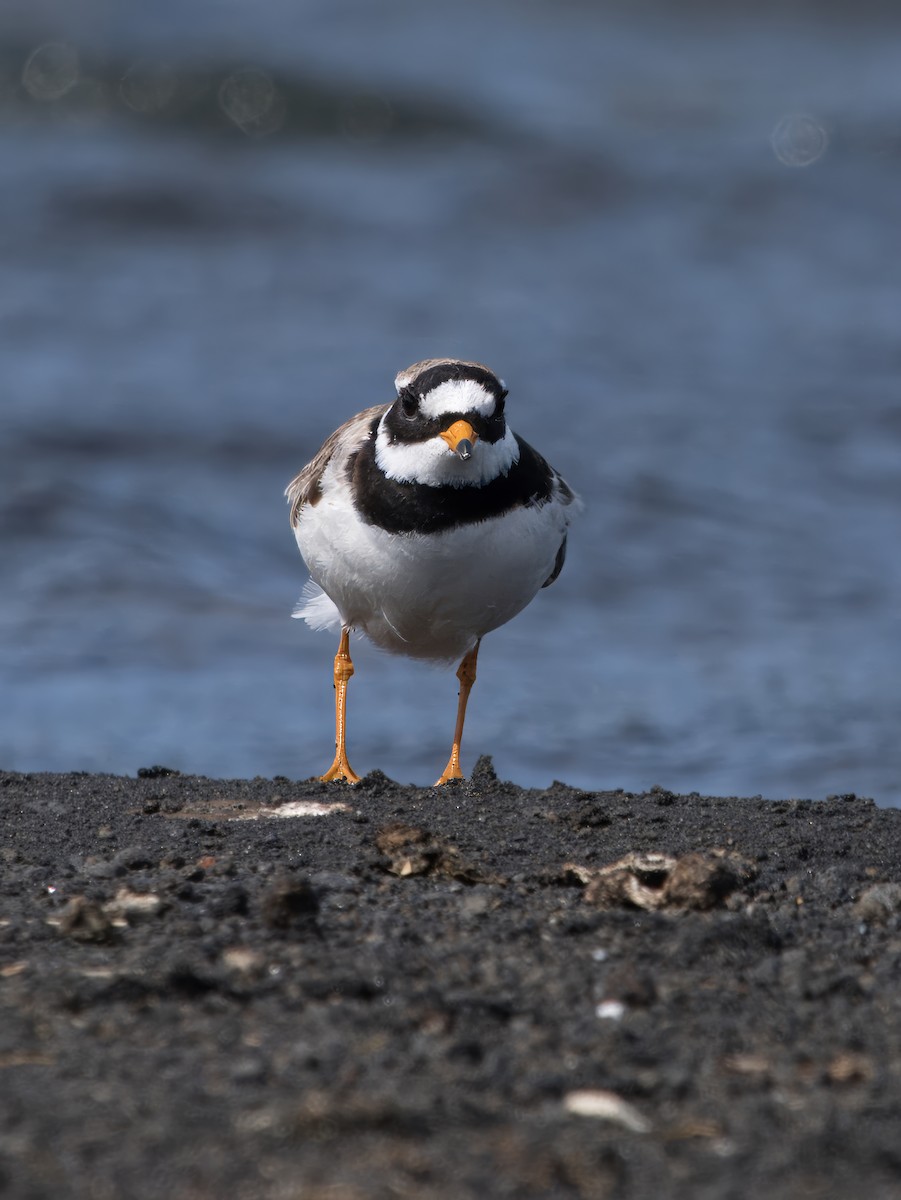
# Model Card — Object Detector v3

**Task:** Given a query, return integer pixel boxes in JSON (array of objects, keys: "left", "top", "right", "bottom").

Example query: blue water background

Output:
[{"left": 2, "top": 1, "right": 900, "bottom": 802}]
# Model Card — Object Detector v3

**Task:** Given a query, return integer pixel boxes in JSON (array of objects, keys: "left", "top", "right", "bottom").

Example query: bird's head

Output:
[{"left": 376, "top": 358, "right": 518, "bottom": 487}]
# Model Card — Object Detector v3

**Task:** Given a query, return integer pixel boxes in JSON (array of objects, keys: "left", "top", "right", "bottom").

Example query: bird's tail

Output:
[{"left": 291, "top": 579, "right": 343, "bottom": 632}]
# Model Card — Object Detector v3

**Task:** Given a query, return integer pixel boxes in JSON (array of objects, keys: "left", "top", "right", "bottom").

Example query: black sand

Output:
[{"left": 2, "top": 764, "right": 900, "bottom": 1199}]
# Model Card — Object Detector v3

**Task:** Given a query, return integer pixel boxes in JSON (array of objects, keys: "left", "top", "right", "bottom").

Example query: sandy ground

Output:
[{"left": 2, "top": 762, "right": 900, "bottom": 1199}]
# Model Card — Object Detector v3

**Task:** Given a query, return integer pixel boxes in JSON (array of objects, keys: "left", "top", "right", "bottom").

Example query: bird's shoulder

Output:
[
  {"left": 513, "top": 434, "right": 580, "bottom": 511},
  {"left": 286, "top": 403, "right": 390, "bottom": 526}
]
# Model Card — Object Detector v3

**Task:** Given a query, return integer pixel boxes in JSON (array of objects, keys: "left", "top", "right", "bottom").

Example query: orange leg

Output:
[
  {"left": 435, "top": 640, "right": 481, "bottom": 786},
  {"left": 320, "top": 627, "right": 361, "bottom": 784}
]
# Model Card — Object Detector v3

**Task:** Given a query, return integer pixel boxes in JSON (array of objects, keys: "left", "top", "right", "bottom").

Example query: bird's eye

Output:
[
  {"left": 495, "top": 389, "right": 508, "bottom": 416},
  {"left": 400, "top": 389, "right": 418, "bottom": 419}
]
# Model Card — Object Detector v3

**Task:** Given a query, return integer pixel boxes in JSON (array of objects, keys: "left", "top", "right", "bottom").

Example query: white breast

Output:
[{"left": 294, "top": 462, "right": 567, "bottom": 662}]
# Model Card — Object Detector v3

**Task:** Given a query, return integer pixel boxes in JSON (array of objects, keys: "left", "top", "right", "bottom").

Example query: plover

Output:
[{"left": 286, "top": 358, "right": 579, "bottom": 785}]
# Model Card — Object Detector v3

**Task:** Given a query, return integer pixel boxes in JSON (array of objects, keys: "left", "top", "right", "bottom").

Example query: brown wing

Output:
[{"left": 285, "top": 403, "right": 390, "bottom": 527}]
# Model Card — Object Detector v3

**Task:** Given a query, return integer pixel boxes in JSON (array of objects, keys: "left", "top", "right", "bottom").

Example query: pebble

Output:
[
  {"left": 563, "top": 1089, "right": 651, "bottom": 1133},
  {"left": 852, "top": 882, "right": 901, "bottom": 925}
]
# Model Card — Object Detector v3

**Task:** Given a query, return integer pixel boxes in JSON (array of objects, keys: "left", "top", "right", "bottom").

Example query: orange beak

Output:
[{"left": 439, "top": 419, "right": 478, "bottom": 461}]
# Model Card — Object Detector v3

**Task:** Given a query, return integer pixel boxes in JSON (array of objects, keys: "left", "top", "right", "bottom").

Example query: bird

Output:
[{"left": 285, "top": 357, "right": 579, "bottom": 786}]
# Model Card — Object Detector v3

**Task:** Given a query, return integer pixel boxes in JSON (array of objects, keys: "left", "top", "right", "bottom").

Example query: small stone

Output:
[
  {"left": 59, "top": 897, "right": 115, "bottom": 943},
  {"left": 222, "top": 947, "right": 264, "bottom": 975},
  {"left": 826, "top": 1052, "right": 872, "bottom": 1085},
  {"left": 459, "top": 891, "right": 492, "bottom": 918},
  {"left": 105, "top": 889, "right": 164, "bottom": 922},
  {"left": 723, "top": 1054, "right": 771, "bottom": 1078},
  {"left": 595, "top": 1000, "right": 626, "bottom": 1021},
  {"left": 82, "top": 858, "right": 117, "bottom": 881},
  {"left": 230, "top": 1056, "right": 267, "bottom": 1084},
  {"left": 260, "top": 877, "right": 319, "bottom": 930},
  {"left": 374, "top": 823, "right": 502, "bottom": 884},
  {"left": 852, "top": 883, "right": 901, "bottom": 925},
  {"left": 113, "top": 846, "right": 155, "bottom": 872}
]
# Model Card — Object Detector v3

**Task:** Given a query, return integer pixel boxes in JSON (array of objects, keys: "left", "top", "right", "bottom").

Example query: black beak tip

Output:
[{"left": 456, "top": 439, "right": 473, "bottom": 461}]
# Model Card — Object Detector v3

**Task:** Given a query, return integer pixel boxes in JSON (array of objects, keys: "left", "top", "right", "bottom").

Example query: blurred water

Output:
[{"left": 1, "top": 1, "right": 900, "bottom": 802}]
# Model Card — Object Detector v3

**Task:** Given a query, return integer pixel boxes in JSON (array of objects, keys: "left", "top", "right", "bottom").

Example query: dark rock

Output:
[{"left": 260, "top": 876, "right": 320, "bottom": 929}]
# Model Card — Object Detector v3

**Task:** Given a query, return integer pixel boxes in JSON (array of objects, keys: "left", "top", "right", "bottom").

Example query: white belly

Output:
[{"left": 295, "top": 484, "right": 566, "bottom": 662}]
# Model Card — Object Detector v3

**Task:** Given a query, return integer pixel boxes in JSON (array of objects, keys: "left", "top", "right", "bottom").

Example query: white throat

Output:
[{"left": 375, "top": 421, "right": 520, "bottom": 488}]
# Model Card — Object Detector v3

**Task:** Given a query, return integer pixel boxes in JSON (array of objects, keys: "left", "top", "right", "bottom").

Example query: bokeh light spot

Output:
[
  {"left": 771, "top": 113, "right": 828, "bottom": 167},
  {"left": 218, "top": 68, "right": 283, "bottom": 136},
  {"left": 22, "top": 42, "right": 80, "bottom": 101}
]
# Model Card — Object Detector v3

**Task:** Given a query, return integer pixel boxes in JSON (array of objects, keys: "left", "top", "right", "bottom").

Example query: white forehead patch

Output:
[{"left": 414, "top": 378, "right": 498, "bottom": 421}]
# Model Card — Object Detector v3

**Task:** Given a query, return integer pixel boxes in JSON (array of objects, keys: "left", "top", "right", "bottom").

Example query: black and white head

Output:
[{"left": 375, "top": 358, "right": 520, "bottom": 487}]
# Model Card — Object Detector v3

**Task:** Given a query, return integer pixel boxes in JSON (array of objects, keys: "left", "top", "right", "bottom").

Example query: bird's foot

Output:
[
  {"left": 320, "top": 756, "right": 361, "bottom": 784},
  {"left": 434, "top": 747, "right": 464, "bottom": 786}
]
